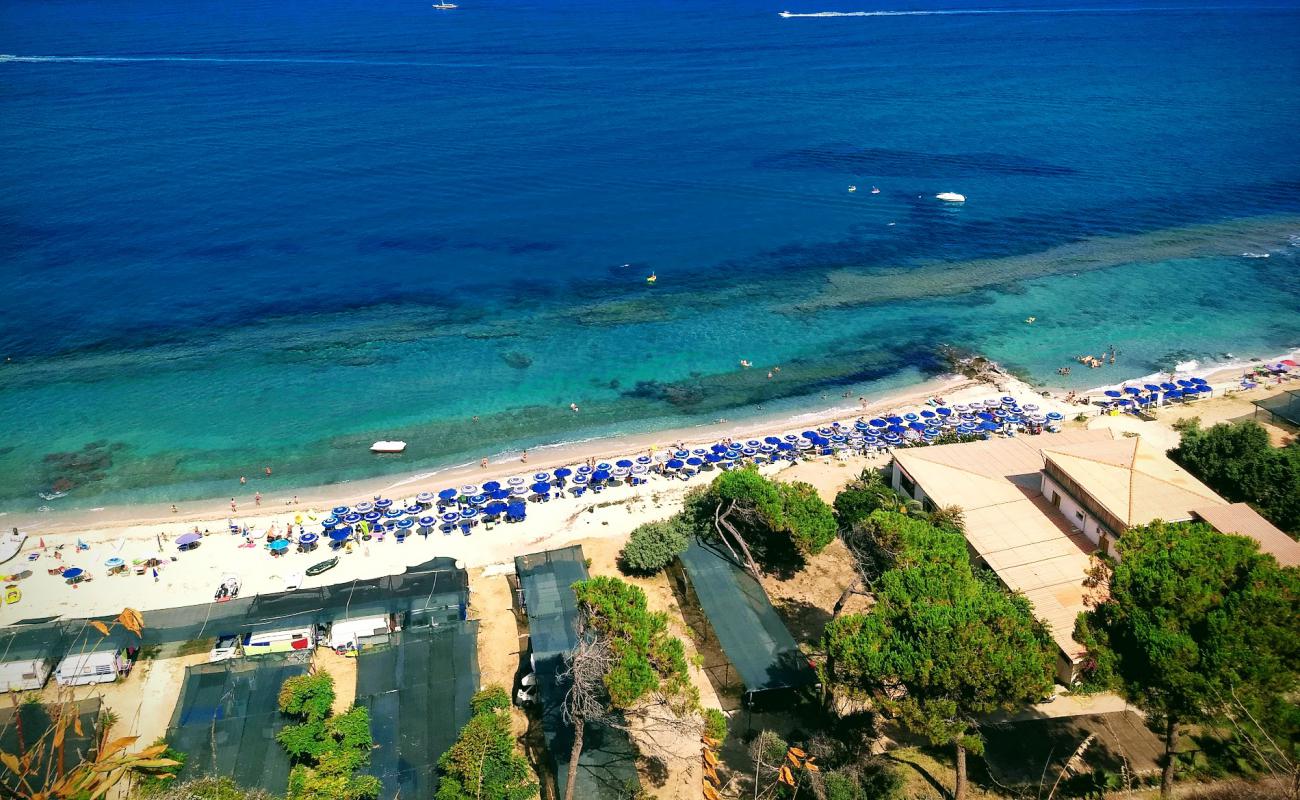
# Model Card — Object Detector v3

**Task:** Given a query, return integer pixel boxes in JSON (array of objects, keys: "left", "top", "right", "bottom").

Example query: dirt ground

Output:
[{"left": 312, "top": 647, "right": 357, "bottom": 714}]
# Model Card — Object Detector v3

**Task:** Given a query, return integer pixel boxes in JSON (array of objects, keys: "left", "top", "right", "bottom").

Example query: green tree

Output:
[
  {"left": 436, "top": 687, "right": 537, "bottom": 800},
  {"left": 1077, "top": 520, "right": 1300, "bottom": 798},
  {"left": 619, "top": 518, "right": 689, "bottom": 575},
  {"left": 777, "top": 482, "right": 837, "bottom": 556},
  {"left": 276, "top": 672, "right": 381, "bottom": 800},
  {"left": 1171, "top": 419, "right": 1300, "bottom": 535},
  {"left": 561, "top": 577, "right": 696, "bottom": 800},
  {"left": 833, "top": 468, "right": 904, "bottom": 531},
  {"left": 822, "top": 519, "right": 1054, "bottom": 800}
]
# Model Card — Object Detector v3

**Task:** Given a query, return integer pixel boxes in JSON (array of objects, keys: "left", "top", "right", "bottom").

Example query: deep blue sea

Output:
[{"left": 2, "top": 0, "right": 1298, "bottom": 511}]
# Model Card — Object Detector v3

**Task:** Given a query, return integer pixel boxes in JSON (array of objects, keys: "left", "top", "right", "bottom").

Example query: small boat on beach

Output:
[
  {"left": 306, "top": 556, "right": 338, "bottom": 576},
  {"left": 371, "top": 441, "right": 407, "bottom": 453},
  {"left": 936, "top": 192, "right": 966, "bottom": 203},
  {"left": 39, "top": 491, "right": 67, "bottom": 501},
  {"left": 0, "top": 533, "right": 26, "bottom": 566}
]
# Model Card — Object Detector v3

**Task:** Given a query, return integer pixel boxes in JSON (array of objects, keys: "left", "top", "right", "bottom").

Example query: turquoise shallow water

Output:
[{"left": 1, "top": 0, "right": 1298, "bottom": 511}]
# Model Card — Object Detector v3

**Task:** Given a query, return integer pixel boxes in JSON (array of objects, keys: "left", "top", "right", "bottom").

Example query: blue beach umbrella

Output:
[
  {"left": 1117, "top": 398, "right": 1133, "bottom": 406},
  {"left": 1104, "top": 390, "right": 1122, "bottom": 398},
  {"left": 1176, "top": 379, "right": 1194, "bottom": 388},
  {"left": 1124, "top": 387, "right": 1141, "bottom": 395},
  {"left": 1191, "top": 377, "right": 1209, "bottom": 385},
  {"left": 507, "top": 502, "right": 527, "bottom": 518},
  {"left": 686, "top": 457, "right": 703, "bottom": 467},
  {"left": 332, "top": 506, "right": 349, "bottom": 516},
  {"left": 572, "top": 474, "right": 588, "bottom": 484},
  {"left": 490, "top": 489, "right": 510, "bottom": 500},
  {"left": 887, "top": 415, "right": 903, "bottom": 425},
  {"left": 396, "top": 518, "right": 414, "bottom": 530},
  {"left": 62, "top": 567, "right": 85, "bottom": 580},
  {"left": 632, "top": 458, "right": 651, "bottom": 466},
  {"left": 935, "top": 407, "right": 952, "bottom": 417},
  {"left": 666, "top": 459, "right": 684, "bottom": 470},
  {"left": 441, "top": 512, "right": 459, "bottom": 523},
  {"left": 764, "top": 436, "right": 782, "bottom": 444},
  {"left": 417, "top": 516, "right": 435, "bottom": 528},
  {"left": 468, "top": 494, "right": 487, "bottom": 505},
  {"left": 1046, "top": 412, "right": 1063, "bottom": 421},
  {"left": 404, "top": 504, "right": 421, "bottom": 516},
  {"left": 615, "top": 460, "right": 633, "bottom": 469},
  {"left": 482, "top": 481, "right": 501, "bottom": 493},
  {"left": 531, "top": 482, "right": 551, "bottom": 494},
  {"left": 322, "top": 517, "right": 339, "bottom": 529},
  {"left": 300, "top": 532, "right": 318, "bottom": 545},
  {"left": 919, "top": 410, "right": 935, "bottom": 419},
  {"left": 887, "top": 424, "right": 907, "bottom": 435},
  {"left": 776, "top": 442, "right": 794, "bottom": 452},
  {"left": 705, "top": 453, "right": 723, "bottom": 463},
  {"left": 329, "top": 527, "right": 352, "bottom": 542},
  {"left": 461, "top": 507, "right": 478, "bottom": 519},
  {"left": 909, "top": 422, "right": 927, "bottom": 432},
  {"left": 363, "top": 511, "right": 381, "bottom": 524},
  {"left": 596, "top": 462, "right": 612, "bottom": 472},
  {"left": 1144, "top": 384, "right": 1162, "bottom": 392},
  {"left": 344, "top": 513, "right": 362, "bottom": 525},
  {"left": 1160, "top": 382, "right": 1177, "bottom": 391},
  {"left": 384, "top": 509, "right": 403, "bottom": 521},
  {"left": 980, "top": 421, "right": 999, "bottom": 431},
  {"left": 533, "top": 472, "right": 551, "bottom": 483},
  {"left": 903, "top": 413, "right": 918, "bottom": 422},
  {"left": 438, "top": 489, "right": 457, "bottom": 501},
  {"left": 375, "top": 498, "right": 392, "bottom": 510},
  {"left": 592, "top": 469, "right": 611, "bottom": 482},
  {"left": 554, "top": 467, "right": 573, "bottom": 477},
  {"left": 485, "top": 502, "right": 508, "bottom": 516}
]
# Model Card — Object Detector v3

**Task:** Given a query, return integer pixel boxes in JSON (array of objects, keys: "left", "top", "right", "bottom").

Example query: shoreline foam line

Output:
[{"left": 777, "top": 6, "right": 1289, "bottom": 18}]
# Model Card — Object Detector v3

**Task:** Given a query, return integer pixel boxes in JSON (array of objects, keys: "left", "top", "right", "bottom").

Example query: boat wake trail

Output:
[
  {"left": 0, "top": 53, "right": 496, "bottom": 68},
  {"left": 778, "top": 6, "right": 1274, "bottom": 18}
]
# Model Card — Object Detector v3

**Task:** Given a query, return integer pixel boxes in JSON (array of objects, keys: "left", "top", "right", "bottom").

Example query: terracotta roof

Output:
[
  {"left": 1192, "top": 503, "right": 1300, "bottom": 568},
  {"left": 1041, "top": 437, "right": 1224, "bottom": 527}
]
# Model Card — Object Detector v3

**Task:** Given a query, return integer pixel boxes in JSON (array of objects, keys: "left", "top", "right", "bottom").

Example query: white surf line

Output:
[{"left": 777, "top": 6, "right": 1287, "bottom": 17}]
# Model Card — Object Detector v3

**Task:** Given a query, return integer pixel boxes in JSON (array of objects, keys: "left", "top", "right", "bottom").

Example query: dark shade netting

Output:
[
  {"left": 515, "top": 547, "right": 640, "bottom": 800},
  {"left": 166, "top": 653, "right": 311, "bottom": 791},
  {"left": 1254, "top": 389, "right": 1300, "bottom": 426},
  {"left": 355, "top": 622, "right": 480, "bottom": 799},
  {"left": 0, "top": 698, "right": 101, "bottom": 795},
  {"left": 678, "top": 536, "right": 817, "bottom": 697}
]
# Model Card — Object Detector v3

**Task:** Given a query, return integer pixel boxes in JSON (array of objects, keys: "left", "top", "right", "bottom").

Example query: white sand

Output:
[{"left": 0, "top": 371, "right": 1081, "bottom": 625}]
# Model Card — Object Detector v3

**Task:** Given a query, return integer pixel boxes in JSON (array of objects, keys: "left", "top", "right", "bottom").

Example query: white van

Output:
[
  {"left": 328, "top": 616, "right": 394, "bottom": 655},
  {"left": 54, "top": 650, "right": 132, "bottom": 687}
]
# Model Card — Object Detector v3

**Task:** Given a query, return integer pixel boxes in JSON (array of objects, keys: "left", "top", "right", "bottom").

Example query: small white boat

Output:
[
  {"left": 870, "top": 186, "right": 880, "bottom": 194},
  {"left": 432, "top": 2, "right": 457, "bottom": 8},
  {"left": 936, "top": 192, "right": 966, "bottom": 203},
  {"left": 779, "top": 10, "right": 793, "bottom": 17},
  {"left": 0, "top": 533, "right": 26, "bottom": 566},
  {"left": 848, "top": 185, "right": 857, "bottom": 193},
  {"left": 371, "top": 440, "right": 408, "bottom": 453}
]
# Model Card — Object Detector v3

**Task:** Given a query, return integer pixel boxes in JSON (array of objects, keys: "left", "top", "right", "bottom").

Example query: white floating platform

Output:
[
  {"left": 370, "top": 441, "right": 408, "bottom": 454},
  {"left": 936, "top": 192, "right": 966, "bottom": 202}
]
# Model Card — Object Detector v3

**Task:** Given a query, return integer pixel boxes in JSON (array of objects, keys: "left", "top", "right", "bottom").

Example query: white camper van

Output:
[
  {"left": 54, "top": 649, "right": 133, "bottom": 687},
  {"left": 328, "top": 616, "right": 394, "bottom": 656},
  {"left": 0, "top": 658, "right": 53, "bottom": 692}
]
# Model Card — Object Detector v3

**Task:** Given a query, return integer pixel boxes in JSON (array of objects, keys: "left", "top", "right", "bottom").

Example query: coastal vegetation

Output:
[
  {"left": 1074, "top": 520, "right": 1300, "bottom": 798},
  {"left": 1170, "top": 419, "right": 1300, "bottom": 536},
  {"left": 820, "top": 514, "right": 1055, "bottom": 800},
  {"left": 275, "top": 672, "right": 380, "bottom": 800},
  {"left": 435, "top": 686, "right": 537, "bottom": 800},
  {"left": 562, "top": 576, "right": 697, "bottom": 800},
  {"left": 618, "top": 517, "right": 690, "bottom": 575}
]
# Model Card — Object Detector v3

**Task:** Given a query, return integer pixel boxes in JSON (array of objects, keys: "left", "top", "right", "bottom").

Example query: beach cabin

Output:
[
  {"left": 54, "top": 648, "right": 134, "bottom": 687},
  {"left": 328, "top": 616, "right": 394, "bottom": 655},
  {"left": 242, "top": 627, "right": 314, "bottom": 656}
]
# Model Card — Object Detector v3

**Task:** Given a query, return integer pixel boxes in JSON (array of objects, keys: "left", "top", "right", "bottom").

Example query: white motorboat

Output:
[
  {"left": 779, "top": 11, "right": 793, "bottom": 17},
  {"left": 432, "top": 2, "right": 458, "bottom": 8},
  {"left": 370, "top": 440, "right": 408, "bottom": 453},
  {"left": 936, "top": 192, "right": 966, "bottom": 203}
]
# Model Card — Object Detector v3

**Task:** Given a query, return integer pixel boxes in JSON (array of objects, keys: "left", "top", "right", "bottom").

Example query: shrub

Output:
[
  {"left": 436, "top": 684, "right": 537, "bottom": 800},
  {"left": 619, "top": 518, "right": 689, "bottom": 575},
  {"left": 702, "top": 708, "right": 728, "bottom": 743}
]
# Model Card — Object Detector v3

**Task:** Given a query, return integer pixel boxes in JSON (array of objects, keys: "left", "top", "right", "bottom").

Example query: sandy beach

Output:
[{"left": 4, "top": 348, "right": 1296, "bottom": 627}]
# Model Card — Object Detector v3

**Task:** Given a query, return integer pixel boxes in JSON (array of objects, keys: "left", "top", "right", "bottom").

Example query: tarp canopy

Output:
[
  {"left": 355, "top": 623, "right": 480, "bottom": 799},
  {"left": 166, "top": 652, "right": 311, "bottom": 792},
  {"left": 1254, "top": 389, "right": 1300, "bottom": 426},
  {"left": 677, "top": 536, "right": 817, "bottom": 696},
  {"left": 515, "top": 547, "right": 640, "bottom": 800}
]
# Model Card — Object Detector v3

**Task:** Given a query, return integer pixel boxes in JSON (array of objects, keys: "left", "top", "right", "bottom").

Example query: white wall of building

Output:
[{"left": 1040, "top": 474, "right": 1115, "bottom": 557}]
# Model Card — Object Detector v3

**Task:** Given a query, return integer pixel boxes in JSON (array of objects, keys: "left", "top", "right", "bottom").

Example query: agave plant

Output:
[{"left": 0, "top": 608, "right": 181, "bottom": 799}]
